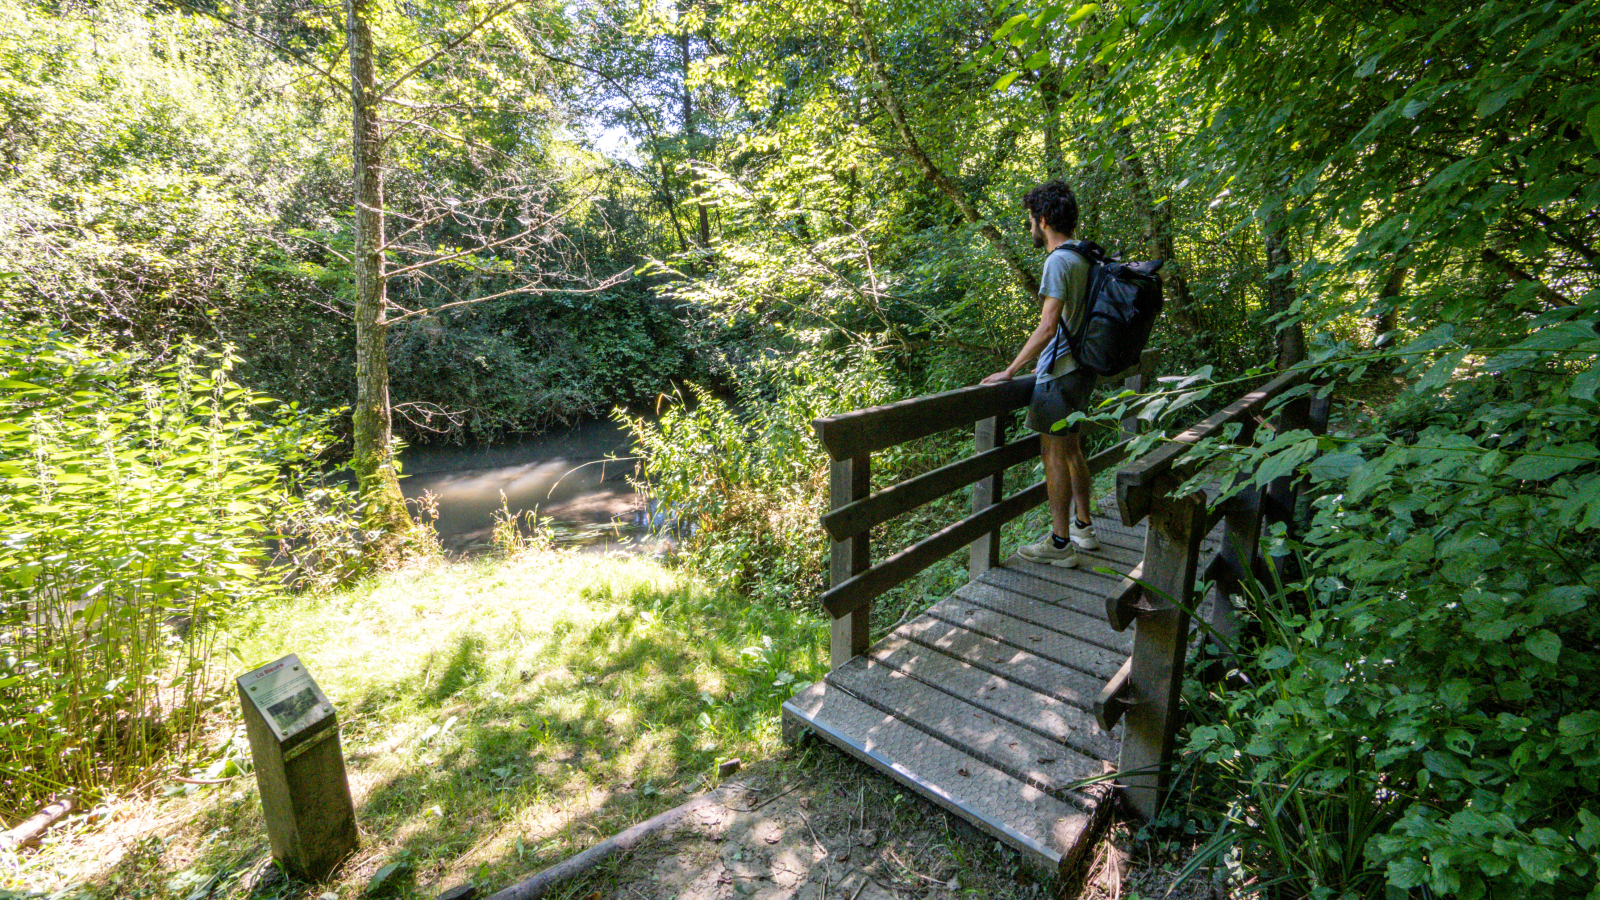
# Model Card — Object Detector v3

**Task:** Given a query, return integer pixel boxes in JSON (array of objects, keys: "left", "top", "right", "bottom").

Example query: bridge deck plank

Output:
[{"left": 784, "top": 497, "right": 1234, "bottom": 877}]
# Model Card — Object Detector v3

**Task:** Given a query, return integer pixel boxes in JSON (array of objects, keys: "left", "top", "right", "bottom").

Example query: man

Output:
[{"left": 981, "top": 180, "right": 1099, "bottom": 567}]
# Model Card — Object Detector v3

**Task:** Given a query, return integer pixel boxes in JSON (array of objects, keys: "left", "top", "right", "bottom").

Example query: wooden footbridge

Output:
[{"left": 782, "top": 354, "right": 1329, "bottom": 877}]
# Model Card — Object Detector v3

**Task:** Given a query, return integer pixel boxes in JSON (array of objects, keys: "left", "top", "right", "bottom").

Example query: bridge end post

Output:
[
  {"left": 829, "top": 454, "right": 872, "bottom": 670},
  {"left": 1118, "top": 480, "right": 1206, "bottom": 820},
  {"left": 1120, "top": 349, "right": 1157, "bottom": 442}
]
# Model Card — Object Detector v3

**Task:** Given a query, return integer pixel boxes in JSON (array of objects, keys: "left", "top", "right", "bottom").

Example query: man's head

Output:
[{"left": 1024, "top": 181, "right": 1078, "bottom": 248}]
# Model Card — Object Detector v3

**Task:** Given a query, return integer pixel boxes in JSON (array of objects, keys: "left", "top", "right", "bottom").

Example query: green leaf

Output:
[
  {"left": 1260, "top": 646, "right": 1295, "bottom": 669},
  {"left": 1476, "top": 81, "right": 1526, "bottom": 119},
  {"left": 1065, "top": 3, "right": 1100, "bottom": 26},
  {"left": 994, "top": 71, "right": 1022, "bottom": 91},
  {"left": 365, "top": 860, "right": 410, "bottom": 897},
  {"left": 1422, "top": 750, "right": 1467, "bottom": 779},
  {"left": 1559, "top": 710, "right": 1600, "bottom": 738},
  {"left": 1023, "top": 49, "right": 1051, "bottom": 68},
  {"left": 1524, "top": 629, "right": 1561, "bottom": 663},
  {"left": 1588, "top": 104, "right": 1600, "bottom": 149},
  {"left": 992, "top": 13, "right": 1030, "bottom": 41},
  {"left": 1577, "top": 809, "right": 1600, "bottom": 851},
  {"left": 1570, "top": 361, "right": 1600, "bottom": 402},
  {"left": 1518, "top": 844, "right": 1562, "bottom": 883},
  {"left": 1501, "top": 443, "right": 1597, "bottom": 480},
  {"left": 1398, "top": 531, "right": 1435, "bottom": 562},
  {"left": 1308, "top": 451, "right": 1362, "bottom": 482}
]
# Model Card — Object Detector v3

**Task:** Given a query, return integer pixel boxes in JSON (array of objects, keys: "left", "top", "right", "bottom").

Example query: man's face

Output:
[{"left": 1028, "top": 212, "right": 1046, "bottom": 249}]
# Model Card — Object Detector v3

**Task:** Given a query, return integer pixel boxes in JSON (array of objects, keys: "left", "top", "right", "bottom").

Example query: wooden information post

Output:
[{"left": 238, "top": 654, "right": 358, "bottom": 881}]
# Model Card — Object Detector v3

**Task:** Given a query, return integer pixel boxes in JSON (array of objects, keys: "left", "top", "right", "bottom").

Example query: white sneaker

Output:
[
  {"left": 1070, "top": 519, "right": 1100, "bottom": 552},
  {"left": 1019, "top": 535, "right": 1079, "bottom": 568}
]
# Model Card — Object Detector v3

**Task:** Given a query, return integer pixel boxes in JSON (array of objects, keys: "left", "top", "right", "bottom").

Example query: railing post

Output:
[
  {"left": 968, "top": 415, "right": 1008, "bottom": 580},
  {"left": 830, "top": 453, "right": 871, "bottom": 671},
  {"left": 1118, "top": 478, "right": 1206, "bottom": 820},
  {"left": 1261, "top": 386, "right": 1330, "bottom": 583},
  {"left": 1202, "top": 482, "right": 1265, "bottom": 679},
  {"left": 1121, "top": 349, "right": 1155, "bottom": 442}
]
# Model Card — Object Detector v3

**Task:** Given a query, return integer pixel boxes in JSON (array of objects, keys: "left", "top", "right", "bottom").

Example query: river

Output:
[{"left": 397, "top": 418, "right": 658, "bottom": 554}]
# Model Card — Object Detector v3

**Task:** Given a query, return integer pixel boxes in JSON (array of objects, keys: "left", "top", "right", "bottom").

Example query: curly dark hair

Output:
[{"left": 1023, "top": 181, "right": 1078, "bottom": 237}]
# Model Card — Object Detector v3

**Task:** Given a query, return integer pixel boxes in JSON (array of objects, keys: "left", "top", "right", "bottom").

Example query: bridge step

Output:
[{"left": 781, "top": 675, "right": 1112, "bottom": 876}]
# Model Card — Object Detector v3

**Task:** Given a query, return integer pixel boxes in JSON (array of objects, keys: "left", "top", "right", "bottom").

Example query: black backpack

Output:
[{"left": 1057, "top": 241, "right": 1165, "bottom": 377}]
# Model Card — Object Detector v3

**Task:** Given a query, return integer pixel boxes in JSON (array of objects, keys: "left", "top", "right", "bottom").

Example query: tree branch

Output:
[
  {"left": 381, "top": 0, "right": 528, "bottom": 97},
  {"left": 1481, "top": 248, "right": 1574, "bottom": 308},
  {"left": 385, "top": 269, "right": 635, "bottom": 322},
  {"left": 843, "top": 0, "right": 1039, "bottom": 300},
  {"left": 167, "top": 0, "right": 350, "bottom": 99}
]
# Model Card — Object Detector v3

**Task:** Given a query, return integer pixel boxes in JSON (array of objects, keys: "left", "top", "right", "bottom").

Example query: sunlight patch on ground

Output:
[{"left": 7, "top": 550, "right": 823, "bottom": 899}]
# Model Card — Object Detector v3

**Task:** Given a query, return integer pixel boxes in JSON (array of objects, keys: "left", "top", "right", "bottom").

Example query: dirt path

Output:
[
  {"left": 529, "top": 744, "right": 1222, "bottom": 900},
  {"left": 552, "top": 758, "right": 1047, "bottom": 900}
]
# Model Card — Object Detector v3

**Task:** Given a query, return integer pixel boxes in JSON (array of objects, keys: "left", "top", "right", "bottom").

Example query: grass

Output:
[{"left": 4, "top": 549, "right": 826, "bottom": 900}]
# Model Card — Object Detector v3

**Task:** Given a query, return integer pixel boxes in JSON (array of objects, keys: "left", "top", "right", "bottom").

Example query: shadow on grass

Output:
[{"left": 57, "top": 564, "right": 825, "bottom": 900}]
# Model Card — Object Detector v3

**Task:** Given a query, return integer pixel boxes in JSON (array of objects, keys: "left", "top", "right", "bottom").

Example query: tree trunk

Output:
[
  {"left": 1109, "top": 124, "right": 1205, "bottom": 346},
  {"left": 1041, "top": 68, "right": 1066, "bottom": 182},
  {"left": 347, "top": 0, "right": 414, "bottom": 553},
  {"left": 678, "top": 25, "right": 711, "bottom": 248},
  {"left": 1372, "top": 260, "right": 1407, "bottom": 348},
  {"left": 1263, "top": 205, "right": 1305, "bottom": 369},
  {"left": 847, "top": 0, "right": 1039, "bottom": 299}
]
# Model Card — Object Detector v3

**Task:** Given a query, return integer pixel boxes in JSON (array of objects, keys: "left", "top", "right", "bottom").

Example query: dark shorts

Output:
[{"left": 1025, "top": 369, "right": 1096, "bottom": 434}]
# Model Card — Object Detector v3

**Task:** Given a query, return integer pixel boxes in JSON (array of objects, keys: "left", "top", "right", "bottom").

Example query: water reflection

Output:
[{"left": 399, "top": 418, "right": 663, "bottom": 555}]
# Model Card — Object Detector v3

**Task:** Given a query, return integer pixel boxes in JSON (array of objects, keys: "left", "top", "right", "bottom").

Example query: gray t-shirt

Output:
[{"left": 1034, "top": 245, "right": 1090, "bottom": 382}]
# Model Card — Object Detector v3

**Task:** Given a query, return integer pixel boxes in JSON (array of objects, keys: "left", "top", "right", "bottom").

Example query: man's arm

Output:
[{"left": 982, "top": 296, "right": 1064, "bottom": 384}]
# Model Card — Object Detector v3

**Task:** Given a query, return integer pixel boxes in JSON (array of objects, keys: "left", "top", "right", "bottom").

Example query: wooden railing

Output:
[
  {"left": 812, "top": 350, "right": 1158, "bottom": 671},
  {"left": 1093, "top": 366, "right": 1331, "bottom": 818},
  {"left": 813, "top": 355, "right": 1331, "bottom": 820}
]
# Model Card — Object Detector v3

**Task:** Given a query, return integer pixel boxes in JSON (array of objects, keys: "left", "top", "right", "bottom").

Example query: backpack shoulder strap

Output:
[{"left": 1048, "top": 241, "right": 1100, "bottom": 354}]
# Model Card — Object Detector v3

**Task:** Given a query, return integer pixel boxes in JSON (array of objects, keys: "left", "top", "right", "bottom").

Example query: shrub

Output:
[
  {"left": 1181, "top": 307, "right": 1600, "bottom": 897},
  {"left": 0, "top": 323, "right": 336, "bottom": 817},
  {"left": 621, "top": 348, "right": 894, "bottom": 604}
]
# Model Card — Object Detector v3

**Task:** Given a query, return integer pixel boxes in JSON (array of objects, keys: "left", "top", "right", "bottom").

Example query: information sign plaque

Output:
[{"left": 239, "top": 654, "right": 334, "bottom": 743}]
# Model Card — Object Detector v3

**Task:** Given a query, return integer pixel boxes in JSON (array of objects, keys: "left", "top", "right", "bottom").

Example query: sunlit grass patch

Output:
[{"left": 9, "top": 550, "right": 825, "bottom": 899}]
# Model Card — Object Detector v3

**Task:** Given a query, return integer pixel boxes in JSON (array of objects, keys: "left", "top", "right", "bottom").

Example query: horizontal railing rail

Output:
[
  {"left": 1115, "top": 367, "right": 1310, "bottom": 526},
  {"left": 813, "top": 377, "right": 1035, "bottom": 462},
  {"left": 820, "top": 440, "right": 1133, "bottom": 619},
  {"left": 820, "top": 432, "right": 1041, "bottom": 543}
]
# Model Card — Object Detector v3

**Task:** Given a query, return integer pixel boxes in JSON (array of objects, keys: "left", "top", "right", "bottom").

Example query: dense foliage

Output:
[{"left": 0, "top": 323, "right": 339, "bottom": 817}]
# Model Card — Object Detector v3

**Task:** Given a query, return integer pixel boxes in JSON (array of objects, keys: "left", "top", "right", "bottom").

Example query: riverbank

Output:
[{"left": 3, "top": 548, "right": 1235, "bottom": 900}]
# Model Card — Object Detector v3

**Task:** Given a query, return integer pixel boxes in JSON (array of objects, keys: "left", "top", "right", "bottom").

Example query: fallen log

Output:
[
  {"left": 483, "top": 786, "right": 735, "bottom": 900},
  {"left": 1, "top": 797, "right": 74, "bottom": 850}
]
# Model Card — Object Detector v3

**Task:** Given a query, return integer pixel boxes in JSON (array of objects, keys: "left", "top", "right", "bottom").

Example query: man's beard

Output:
[{"left": 1032, "top": 230, "right": 1046, "bottom": 249}]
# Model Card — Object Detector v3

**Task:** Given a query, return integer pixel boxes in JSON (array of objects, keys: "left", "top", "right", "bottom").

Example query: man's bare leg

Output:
[
  {"left": 1041, "top": 433, "right": 1072, "bottom": 538},
  {"left": 1062, "top": 431, "right": 1093, "bottom": 528},
  {"left": 1043, "top": 431, "right": 1094, "bottom": 535}
]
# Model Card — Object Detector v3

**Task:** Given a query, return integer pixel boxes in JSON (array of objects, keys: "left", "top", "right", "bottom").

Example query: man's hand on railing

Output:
[{"left": 980, "top": 370, "right": 1014, "bottom": 385}]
